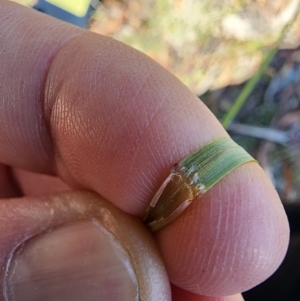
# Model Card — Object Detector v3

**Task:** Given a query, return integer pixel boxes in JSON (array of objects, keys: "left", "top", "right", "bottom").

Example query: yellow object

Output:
[{"left": 45, "top": 0, "right": 90, "bottom": 17}]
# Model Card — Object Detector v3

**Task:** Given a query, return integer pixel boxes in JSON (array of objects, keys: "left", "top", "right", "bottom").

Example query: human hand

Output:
[{"left": 0, "top": 1, "right": 289, "bottom": 300}]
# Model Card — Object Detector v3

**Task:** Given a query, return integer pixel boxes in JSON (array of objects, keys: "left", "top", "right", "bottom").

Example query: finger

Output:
[
  {"left": 0, "top": 164, "right": 21, "bottom": 198},
  {"left": 0, "top": 1, "right": 82, "bottom": 174},
  {"left": 0, "top": 1, "right": 289, "bottom": 296},
  {"left": 154, "top": 164, "right": 289, "bottom": 295},
  {"left": 13, "top": 168, "right": 71, "bottom": 196},
  {"left": 0, "top": 0, "right": 225, "bottom": 211},
  {"left": 0, "top": 191, "right": 171, "bottom": 301},
  {"left": 172, "top": 285, "right": 245, "bottom": 301}
]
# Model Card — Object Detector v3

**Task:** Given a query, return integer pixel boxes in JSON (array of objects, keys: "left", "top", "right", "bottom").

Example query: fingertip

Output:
[
  {"left": 0, "top": 191, "right": 171, "bottom": 301},
  {"left": 155, "top": 163, "right": 289, "bottom": 296}
]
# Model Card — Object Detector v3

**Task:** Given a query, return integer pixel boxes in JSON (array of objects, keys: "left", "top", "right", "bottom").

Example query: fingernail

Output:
[{"left": 4, "top": 219, "right": 139, "bottom": 301}]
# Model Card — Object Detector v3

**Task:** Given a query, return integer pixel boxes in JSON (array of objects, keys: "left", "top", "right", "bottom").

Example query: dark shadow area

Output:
[{"left": 243, "top": 204, "right": 300, "bottom": 301}]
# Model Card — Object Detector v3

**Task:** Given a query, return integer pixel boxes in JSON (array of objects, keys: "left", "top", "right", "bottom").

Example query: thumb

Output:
[{"left": 0, "top": 191, "right": 171, "bottom": 301}]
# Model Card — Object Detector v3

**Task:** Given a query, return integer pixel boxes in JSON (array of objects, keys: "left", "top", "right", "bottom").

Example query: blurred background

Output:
[{"left": 10, "top": 0, "right": 300, "bottom": 300}]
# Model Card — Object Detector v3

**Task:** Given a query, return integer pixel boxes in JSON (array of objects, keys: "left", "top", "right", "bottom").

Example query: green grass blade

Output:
[{"left": 221, "top": 4, "right": 300, "bottom": 129}]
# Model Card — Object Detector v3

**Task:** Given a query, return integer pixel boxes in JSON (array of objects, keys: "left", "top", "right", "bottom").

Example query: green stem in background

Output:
[{"left": 221, "top": 4, "right": 300, "bottom": 130}]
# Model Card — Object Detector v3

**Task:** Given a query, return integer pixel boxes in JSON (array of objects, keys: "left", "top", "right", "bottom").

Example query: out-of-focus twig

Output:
[{"left": 228, "top": 123, "right": 290, "bottom": 145}]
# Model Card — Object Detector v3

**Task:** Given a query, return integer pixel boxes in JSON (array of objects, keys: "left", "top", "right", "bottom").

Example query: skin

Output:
[{"left": 0, "top": 1, "right": 290, "bottom": 300}]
